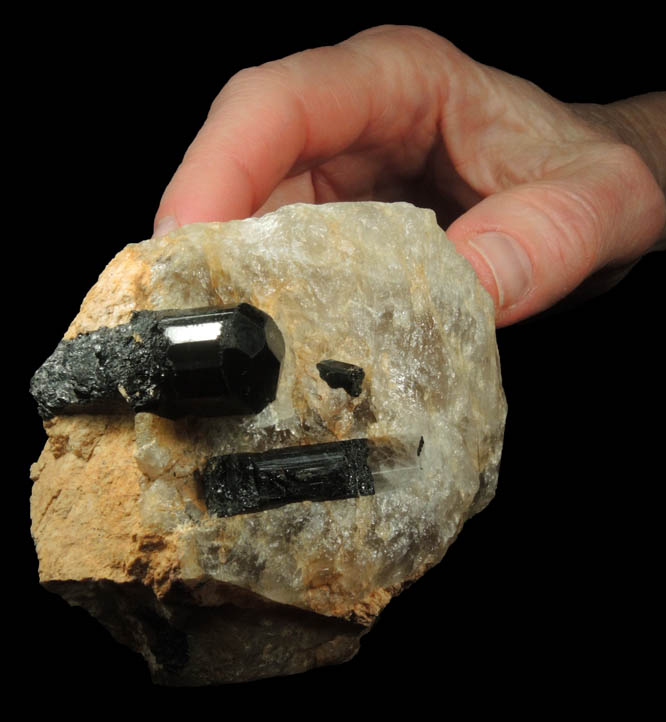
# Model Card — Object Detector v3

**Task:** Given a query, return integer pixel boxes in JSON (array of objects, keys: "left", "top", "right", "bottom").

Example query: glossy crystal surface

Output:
[{"left": 155, "top": 303, "right": 283, "bottom": 418}]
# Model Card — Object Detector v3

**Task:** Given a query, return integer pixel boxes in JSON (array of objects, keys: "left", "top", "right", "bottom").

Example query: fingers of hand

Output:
[
  {"left": 153, "top": 26, "right": 455, "bottom": 232},
  {"left": 448, "top": 143, "right": 666, "bottom": 326}
]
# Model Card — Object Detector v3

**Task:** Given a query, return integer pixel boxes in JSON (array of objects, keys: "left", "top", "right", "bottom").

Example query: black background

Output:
[{"left": 17, "top": 9, "right": 663, "bottom": 707}]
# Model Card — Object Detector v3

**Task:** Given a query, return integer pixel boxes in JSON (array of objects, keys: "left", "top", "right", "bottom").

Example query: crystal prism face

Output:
[
  {"left": 30, "top": 303, "right": 284, "bottom": 419},
  {"left": 200, "top": 439, "right": 374, "bottom": 517},
  {"left": 316, "top": 359, "right": 365, "bottom": 397}
]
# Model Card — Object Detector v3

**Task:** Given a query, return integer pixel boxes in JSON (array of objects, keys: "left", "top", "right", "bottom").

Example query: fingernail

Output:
[
  {"left": 153, "top": 215, "right": 179, "bottom": 238},
  {"left": 468, "top": 232, "right": 533, "bottom": 309}
]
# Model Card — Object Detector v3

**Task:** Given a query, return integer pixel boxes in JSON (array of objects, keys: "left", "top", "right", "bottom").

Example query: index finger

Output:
[{"left": 153, "top": 26, "right": 455, "bottom": 231}]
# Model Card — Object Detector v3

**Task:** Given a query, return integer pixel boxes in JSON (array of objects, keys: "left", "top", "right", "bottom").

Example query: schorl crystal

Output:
[
  {"left": 200, "top": 439, "right": 374, "bottom": 517},
  {"left": 316, "top": 360, "right": 365, "bottom": 397},
  {"left": 30, "top": 304, "right": 284, "bottom": 419}
]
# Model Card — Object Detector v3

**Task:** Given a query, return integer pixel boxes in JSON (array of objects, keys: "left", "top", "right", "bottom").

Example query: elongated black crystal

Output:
[
  {"left": 316, "top": 360, "right": 365, "bottom": 397},
  {"left": 200, "top": 439, "right": 374, "bottom": 517},
  {"left": 30, "top": 304, "right": 283, "bottom": 419}
]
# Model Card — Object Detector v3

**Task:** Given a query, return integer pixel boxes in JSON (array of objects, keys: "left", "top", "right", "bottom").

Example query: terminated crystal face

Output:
[
  {"left": 153, "top": 303, "right": 284, "bottom": 417},
  {"left": 29, "top": 202, "right": 506, "bottom": 685}
]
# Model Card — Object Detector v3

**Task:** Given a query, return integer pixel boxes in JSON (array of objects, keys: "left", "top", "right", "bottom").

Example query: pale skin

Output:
[{"left": 153, "top": 25, "right": 666, "bottom": 327}]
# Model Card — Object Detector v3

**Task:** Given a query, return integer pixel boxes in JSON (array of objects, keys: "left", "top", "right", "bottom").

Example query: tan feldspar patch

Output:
[
  {"left": 124, "top": 531, "right": 182, "bottom": 598},
  {"left": 65, "top": 244, "right": 153, "bottom": 338},
  {"left": 32, "top": 415, "right": 142, "bottom": 583}
]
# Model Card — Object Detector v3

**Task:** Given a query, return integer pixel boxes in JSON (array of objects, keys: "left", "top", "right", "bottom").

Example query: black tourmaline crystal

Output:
[
  {"left": 30, "top": 304, "right": 284, "bottom": 419},
  {"left": 316, "top": 360, "right": 365, "bottom": 397},
  {"left": 200, "top": 439, "right": 374, "bottom": 517}
]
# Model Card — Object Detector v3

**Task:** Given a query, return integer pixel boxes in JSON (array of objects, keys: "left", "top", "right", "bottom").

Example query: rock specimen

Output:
[{"left": 29, "top": 202, "right": 507, "bottom": 685}]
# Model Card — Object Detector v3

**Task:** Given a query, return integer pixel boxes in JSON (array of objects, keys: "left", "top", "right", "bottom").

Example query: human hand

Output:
[{"left": 153, "top": 25, "right": 666, "bottom": 327}]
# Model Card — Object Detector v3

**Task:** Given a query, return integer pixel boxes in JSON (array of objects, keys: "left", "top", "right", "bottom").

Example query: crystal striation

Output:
[
  {"left": 316, "top": 360, "right": 365, "bottom": 397},
  {"left": 30, "top": 202, "right": 507, "bottom": 685},
  {"left": 201, "top": 439, "right": 374, "bottom": 518},
  {"left": 30, "top": 303, "right": 283, "bottom": 419}
]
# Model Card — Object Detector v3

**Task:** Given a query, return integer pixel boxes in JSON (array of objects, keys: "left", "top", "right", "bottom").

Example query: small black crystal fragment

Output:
[
  {"left": 417, "top": 436, "right": 424, "bottom": 456},
  {"left": 201, "top": 439, "right": 374, "bottom": 517},
  {"left": 30, "top": 303, "right": 284, "bottom": 419},
  {"left": 316, "top": 359, "right": 365, "bottom": 397}
]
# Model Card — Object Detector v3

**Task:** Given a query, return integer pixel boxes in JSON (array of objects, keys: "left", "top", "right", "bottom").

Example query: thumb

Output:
[{"left": 447, "top": 144, "right": 666, "bottom": 327}]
